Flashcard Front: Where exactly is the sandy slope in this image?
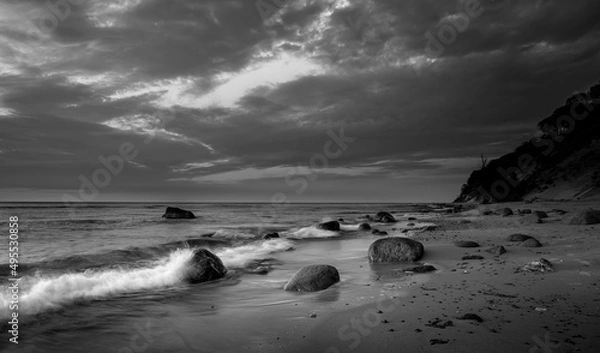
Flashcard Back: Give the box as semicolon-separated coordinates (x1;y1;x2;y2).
266;201;600;353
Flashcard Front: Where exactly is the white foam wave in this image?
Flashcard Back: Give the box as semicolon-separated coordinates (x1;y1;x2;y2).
211;229;257;240
0;249;195;317
215;239;294;268
281;226;338;239
339;223;360;231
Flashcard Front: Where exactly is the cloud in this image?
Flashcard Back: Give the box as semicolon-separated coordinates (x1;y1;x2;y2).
1;0;600;201
171;159;231;173
171;165;382;183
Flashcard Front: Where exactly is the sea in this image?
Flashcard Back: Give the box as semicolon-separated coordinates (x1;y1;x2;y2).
0;202;436;353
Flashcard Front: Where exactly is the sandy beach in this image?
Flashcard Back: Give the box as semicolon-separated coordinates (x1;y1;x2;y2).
255;201;600;353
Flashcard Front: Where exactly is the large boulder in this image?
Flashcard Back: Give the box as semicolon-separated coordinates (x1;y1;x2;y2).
183;249;227;283
162;206;196;219
567;210;600;225
368;237;424;263
283;264;340;292
318;221;340;231
374;211;397;223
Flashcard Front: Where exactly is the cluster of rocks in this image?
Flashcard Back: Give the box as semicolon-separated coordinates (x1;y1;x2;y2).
165;206;572;291
478;207;600;226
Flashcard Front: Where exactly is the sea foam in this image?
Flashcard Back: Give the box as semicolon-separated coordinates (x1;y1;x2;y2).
281;226;339;239
0;249;195;317
215;238;294;268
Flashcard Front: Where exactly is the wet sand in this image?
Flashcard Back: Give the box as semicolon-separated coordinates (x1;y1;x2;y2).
266;201;600;353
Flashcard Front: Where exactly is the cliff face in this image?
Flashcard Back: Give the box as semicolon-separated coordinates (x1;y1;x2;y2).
455;82;600;203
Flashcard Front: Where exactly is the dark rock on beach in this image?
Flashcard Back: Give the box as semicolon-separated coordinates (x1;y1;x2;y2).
520;258;553;273
456;313;483;323
430;339;449;345
462;255;484;260
425;318;453;329
263;232;280;240
358;223;372;231
371;229;388;236
162;206;196;219
368;237;424;263
517;209;532;215
485;245;507;256
183;249;227;283
567;210;600;225
403;264;437;273
533;211;549;219
507;234;532;242
454;240;480;248
521;214;543;224
520;238;542;247
375;211;397;223
497;208;514;217
283;264;340;292
318;221;340;231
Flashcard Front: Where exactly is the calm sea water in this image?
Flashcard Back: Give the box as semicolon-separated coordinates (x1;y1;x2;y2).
0;202;429;353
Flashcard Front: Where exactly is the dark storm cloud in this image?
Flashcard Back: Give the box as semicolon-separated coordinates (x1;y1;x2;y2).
1;0;600;201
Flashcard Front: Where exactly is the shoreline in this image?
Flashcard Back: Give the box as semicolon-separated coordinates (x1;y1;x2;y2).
270;200;600;352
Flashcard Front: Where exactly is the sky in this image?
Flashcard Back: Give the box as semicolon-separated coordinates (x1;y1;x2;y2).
0;0;599;203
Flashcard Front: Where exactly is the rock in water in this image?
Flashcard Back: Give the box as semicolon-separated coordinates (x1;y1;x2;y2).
162;206;196;219
283;264;340;292
318;221;340;231
567;210;600;225
375;211;397;223
358;223;372;231
506;234;532;242
183;249;227;283
368;237;424;263
263;232;279;240
520;238;542;247
485;245;507;256
371;229;388;236
454;240;480;248
520;258;553;273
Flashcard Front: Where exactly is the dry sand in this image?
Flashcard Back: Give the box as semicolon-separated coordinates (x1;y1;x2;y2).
263;201;600;353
